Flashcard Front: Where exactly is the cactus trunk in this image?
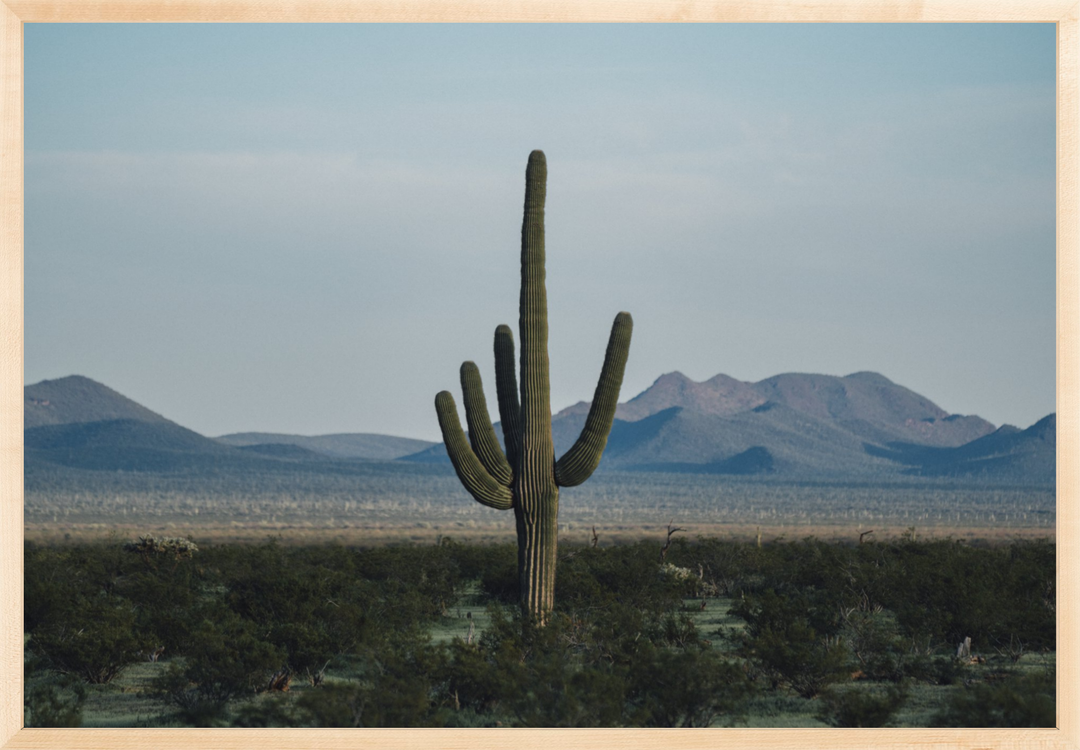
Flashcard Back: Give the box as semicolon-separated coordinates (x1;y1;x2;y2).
515;484;558;619
435;150;632;623
514;151;559;623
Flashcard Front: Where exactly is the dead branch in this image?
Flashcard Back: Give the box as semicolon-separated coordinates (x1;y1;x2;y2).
268;668;291;692
659;520;683;562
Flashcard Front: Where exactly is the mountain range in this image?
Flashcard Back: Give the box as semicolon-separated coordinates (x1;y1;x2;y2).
399;370;1052;483
23;373;1055;484
25;376;434;474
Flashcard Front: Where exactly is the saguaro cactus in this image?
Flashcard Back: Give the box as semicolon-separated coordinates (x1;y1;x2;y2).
435;150;632;623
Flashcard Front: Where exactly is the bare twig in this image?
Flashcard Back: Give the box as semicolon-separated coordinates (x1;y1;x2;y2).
659;520;683;562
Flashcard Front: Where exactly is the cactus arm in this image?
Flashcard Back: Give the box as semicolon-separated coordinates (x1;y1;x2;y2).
554;311;633;487
435;391;513;510
519;150;555;470
460;361;513;486
494;324;522;470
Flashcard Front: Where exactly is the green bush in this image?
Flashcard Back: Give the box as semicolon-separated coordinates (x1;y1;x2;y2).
557;543;687;616
230;694;297;727
31;596;148;684
23;673;86;727
479;556;519;604
626;645;752;727
731;589;849;698
152;611;283;725
838;606;908;681
930;669;1056;728
816;683;908;727
901;653;967;686
296;642;447;727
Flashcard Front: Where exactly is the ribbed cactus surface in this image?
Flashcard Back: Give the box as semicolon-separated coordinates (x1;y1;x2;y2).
435;151;632;622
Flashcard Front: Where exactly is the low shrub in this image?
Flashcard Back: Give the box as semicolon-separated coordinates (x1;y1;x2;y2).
23;673;86;727
152;612;283;726
816;683;908;727
31;596;148;684
731;589;849;698
931;669;1056;728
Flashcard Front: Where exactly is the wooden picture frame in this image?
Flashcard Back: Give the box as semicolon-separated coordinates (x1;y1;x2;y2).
1;2;1075;748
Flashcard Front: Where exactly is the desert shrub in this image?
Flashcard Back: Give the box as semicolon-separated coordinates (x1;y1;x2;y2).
24;545;80;634
556;543;687;616
513;658;627;728
731;589;849;698
670;538;759;595
658;562;707;598
585;602;654;667
153;665;229;727
438;606;532;717
440;640;513;715
295;683;372;727
838;606;910;681
23;673;86;727
230;694;296;727
443;539;516;584
119;565;200;655
868;538;1054;652
123;535;198;568
468;607;628;727
930;669;1056;728
220;543;384;679
436;606;627;727
997;540;1056;650
660;610;703;649
153;610;283;725
877;540;1004;646
353;544;462;619
439;599;747;728
816;683;908;727
297;642;447;727
900;652;968;686
726;537;1055;672
478;555;519;604
31;595;148;684
626;644;752;727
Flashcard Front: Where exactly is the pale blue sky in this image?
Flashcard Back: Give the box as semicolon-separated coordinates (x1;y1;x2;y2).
25;23;1056;441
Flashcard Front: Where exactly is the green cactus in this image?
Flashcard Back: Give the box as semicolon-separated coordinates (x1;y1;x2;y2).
435;150;632;623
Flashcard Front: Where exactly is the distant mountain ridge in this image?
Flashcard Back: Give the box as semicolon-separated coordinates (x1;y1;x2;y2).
409;370;1053;483
24;375;435;470
26;418;252;473
558;371;995;448
24;373;1054;484
865;413;1056;481
25;375;171;429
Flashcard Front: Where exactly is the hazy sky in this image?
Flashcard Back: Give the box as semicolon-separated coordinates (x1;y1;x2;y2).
25;23;1055;441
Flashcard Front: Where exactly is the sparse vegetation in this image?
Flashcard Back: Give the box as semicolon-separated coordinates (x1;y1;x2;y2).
25;456;1056;548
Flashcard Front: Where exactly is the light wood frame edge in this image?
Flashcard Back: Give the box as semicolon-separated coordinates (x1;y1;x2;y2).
0;2;1075;748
